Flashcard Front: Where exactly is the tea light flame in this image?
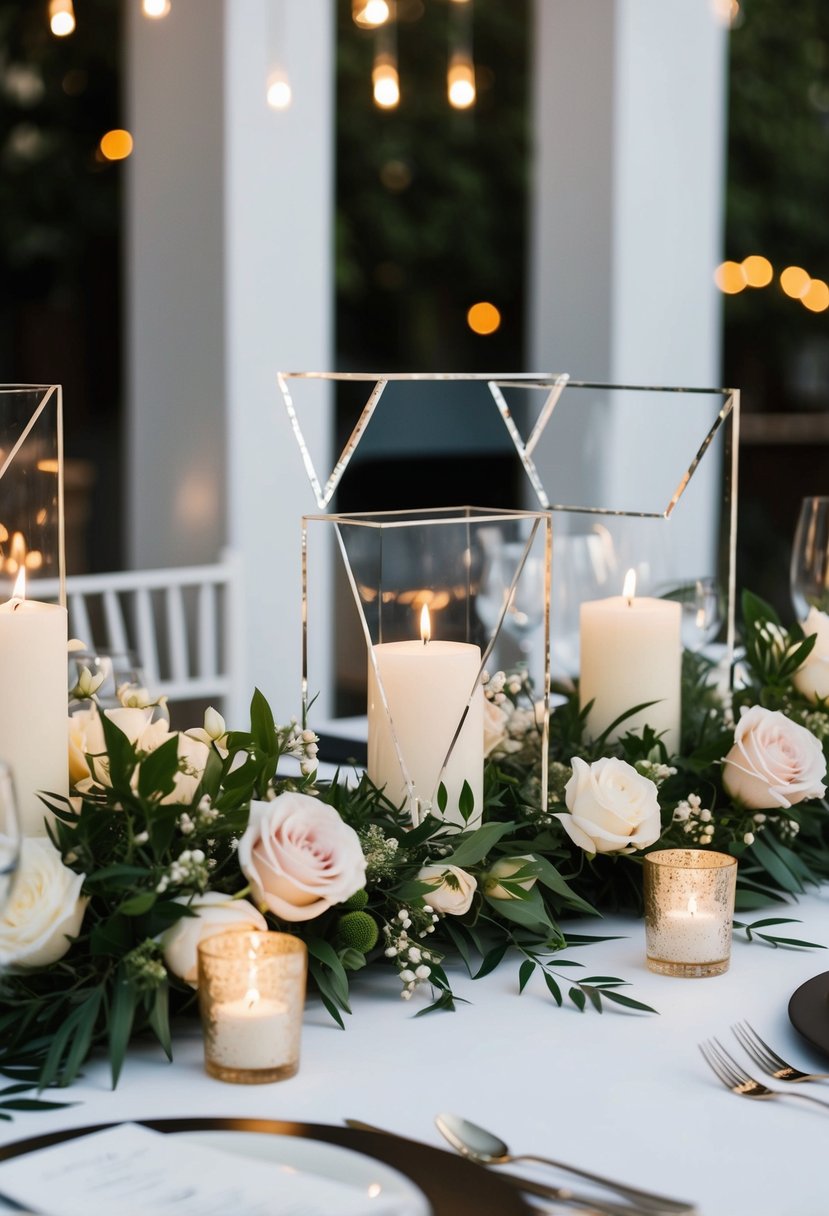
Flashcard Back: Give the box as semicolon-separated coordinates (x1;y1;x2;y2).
687;895;698;916
245;987;260;1009
623;568;637;605
11;568;25;602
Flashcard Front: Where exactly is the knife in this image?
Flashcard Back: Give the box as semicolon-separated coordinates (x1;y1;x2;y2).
343;1120;653;1216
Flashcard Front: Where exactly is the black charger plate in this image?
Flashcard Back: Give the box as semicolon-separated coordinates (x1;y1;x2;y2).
788;970;829;1059
0;1116;532;1215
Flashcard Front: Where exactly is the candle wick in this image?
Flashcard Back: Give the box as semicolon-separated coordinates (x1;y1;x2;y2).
11;600;20;613
626;595;633;608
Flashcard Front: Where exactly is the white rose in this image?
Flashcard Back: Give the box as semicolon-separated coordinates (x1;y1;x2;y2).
238;793;366;922
68;706;106;785
159;891;267;987
154;731;211;805
722;704;827;810
0;837;87;968
416;863;477;915
483;699;511;758
556;756;662;855
483;854;538;900
793;607;829;704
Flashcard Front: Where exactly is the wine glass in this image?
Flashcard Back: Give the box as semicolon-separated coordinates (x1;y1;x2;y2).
0;760;20;919
68;648;150;711
476;539;546;680
791;496;829;621
656;577;724;652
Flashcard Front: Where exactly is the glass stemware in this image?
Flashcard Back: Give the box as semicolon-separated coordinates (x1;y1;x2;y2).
68;648;150;711
656;576;724;653
791;496;829;621
476;539;546;679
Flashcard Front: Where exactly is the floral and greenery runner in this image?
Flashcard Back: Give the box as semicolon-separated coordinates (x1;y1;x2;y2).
0;591;827;1111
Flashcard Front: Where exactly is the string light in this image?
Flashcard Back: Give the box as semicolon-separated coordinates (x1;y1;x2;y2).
801;279;829;313
373;54;400;108
142;0;171;17
99;129;134;161
353;0;390;28
741;254;773;288
266;72;292;109
780;266;811;299
467;302;501;335
49;0;76;37
714;261;747;294
448;54;476;109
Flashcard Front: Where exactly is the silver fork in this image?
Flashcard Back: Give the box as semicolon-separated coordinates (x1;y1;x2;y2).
699;1038;829;1111
732;1020;829;1083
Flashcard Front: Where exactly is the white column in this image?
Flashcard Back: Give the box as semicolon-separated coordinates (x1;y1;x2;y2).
126;0;334;727
528;0;728;577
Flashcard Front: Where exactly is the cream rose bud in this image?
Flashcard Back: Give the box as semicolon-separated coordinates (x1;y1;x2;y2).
483;855;538;900
160;891;267;987
722;704;827;810
793;607;829;704
416;864;477;915
238;793;366;922
68;706;106;786
0;837;87;968
556;756;662;855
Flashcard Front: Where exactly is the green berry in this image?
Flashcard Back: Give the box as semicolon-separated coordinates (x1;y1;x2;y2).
334;910;379;954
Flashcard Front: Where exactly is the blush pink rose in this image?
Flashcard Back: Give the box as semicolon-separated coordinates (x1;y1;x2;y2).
722;705;827;810
238;793;366;922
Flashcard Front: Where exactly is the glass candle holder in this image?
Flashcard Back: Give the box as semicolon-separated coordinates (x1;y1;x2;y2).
197;930;307;1084
643;849;737;978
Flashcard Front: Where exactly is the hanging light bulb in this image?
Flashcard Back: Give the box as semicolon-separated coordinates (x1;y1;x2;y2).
448;53;476;109
373;53;400;108
49;0;76;37
266;70;292;110
353;0;390;28
142;0;172;17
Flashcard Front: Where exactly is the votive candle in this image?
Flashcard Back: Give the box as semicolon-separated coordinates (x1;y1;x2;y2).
643;849;737;978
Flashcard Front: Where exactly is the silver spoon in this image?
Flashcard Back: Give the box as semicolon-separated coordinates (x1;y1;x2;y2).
435;1113;697;1215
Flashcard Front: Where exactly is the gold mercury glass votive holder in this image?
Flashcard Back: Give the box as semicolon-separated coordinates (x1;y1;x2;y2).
643;849;738;978
197;930;307;1084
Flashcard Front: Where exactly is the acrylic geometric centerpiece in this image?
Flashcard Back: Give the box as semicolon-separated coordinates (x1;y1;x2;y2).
281;373;738;690
302;506;552;826
0;385;65;603
0;385;67;835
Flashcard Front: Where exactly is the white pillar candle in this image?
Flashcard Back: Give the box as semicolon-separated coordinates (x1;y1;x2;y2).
579;570;682;754
367;607;484;827
0;572;68;834
208;991;296;1071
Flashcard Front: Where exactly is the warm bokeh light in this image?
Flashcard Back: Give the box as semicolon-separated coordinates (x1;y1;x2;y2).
801;278;829;313
741;254;773;288
49;0;75;37
780;265;811;299
448;57;476;109
266;73;292;110
467;301;501;335
372;59;400;109
353;0;390;27
99;129;134;161
142;0;171;16
713;261;747;294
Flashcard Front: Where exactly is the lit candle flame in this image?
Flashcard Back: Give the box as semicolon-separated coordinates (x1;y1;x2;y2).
11;568;25;601
623;568;637;605
420;603;431;645
687;895;698;916
244;987;260;1010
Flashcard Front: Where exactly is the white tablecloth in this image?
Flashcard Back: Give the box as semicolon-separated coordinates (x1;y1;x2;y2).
2;893;829;1216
